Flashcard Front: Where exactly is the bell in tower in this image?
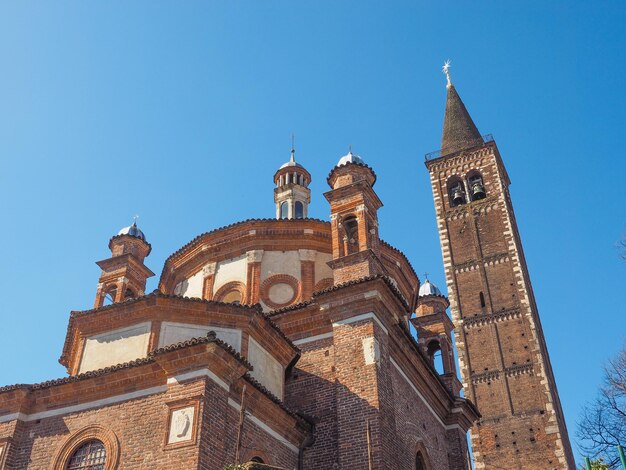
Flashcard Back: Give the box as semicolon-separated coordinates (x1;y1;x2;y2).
468;173;486;200
451;183;466;206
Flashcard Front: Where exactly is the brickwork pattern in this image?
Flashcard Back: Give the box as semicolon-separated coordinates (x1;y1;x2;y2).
426;142;575;469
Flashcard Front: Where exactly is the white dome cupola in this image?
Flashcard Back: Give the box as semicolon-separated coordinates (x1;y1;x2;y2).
418;278;443;297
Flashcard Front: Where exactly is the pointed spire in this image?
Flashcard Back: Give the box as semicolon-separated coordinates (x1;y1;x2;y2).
290;133;296;163
440;63;483;156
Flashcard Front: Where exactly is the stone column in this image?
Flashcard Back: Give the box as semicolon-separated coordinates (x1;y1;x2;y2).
298;249;316;301
246;250;264;304
202;262;217;300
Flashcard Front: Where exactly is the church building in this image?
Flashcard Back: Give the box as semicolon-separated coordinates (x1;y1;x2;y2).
0;71;573;469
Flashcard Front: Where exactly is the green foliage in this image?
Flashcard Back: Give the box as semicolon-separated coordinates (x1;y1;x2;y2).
223;465;246;470
581;457;610;469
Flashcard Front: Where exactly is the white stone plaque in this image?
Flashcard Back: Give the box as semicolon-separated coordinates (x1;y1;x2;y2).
168;406;195;444
362;337;380;366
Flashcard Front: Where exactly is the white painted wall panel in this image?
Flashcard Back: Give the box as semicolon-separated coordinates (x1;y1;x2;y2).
158;322;242;352
248;337;284;399
177;269;204;298
79;322;151;373
214;255;248;291
261;251;300;281
314;252;333;283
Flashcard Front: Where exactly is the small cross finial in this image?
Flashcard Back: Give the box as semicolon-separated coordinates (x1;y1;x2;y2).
424;272;429;280
133;214;139;226
290;133;295;162
442;59;452;88
348;144;352;154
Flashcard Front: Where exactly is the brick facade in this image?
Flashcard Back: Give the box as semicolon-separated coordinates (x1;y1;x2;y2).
0;95;571;469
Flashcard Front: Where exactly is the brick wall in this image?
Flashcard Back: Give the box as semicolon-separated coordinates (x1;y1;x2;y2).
426;142;575;469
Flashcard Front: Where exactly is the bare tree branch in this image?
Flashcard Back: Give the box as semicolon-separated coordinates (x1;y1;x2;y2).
577;343;626;469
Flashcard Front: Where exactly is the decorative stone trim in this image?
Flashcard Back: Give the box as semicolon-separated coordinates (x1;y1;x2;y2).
213;281;248;304
51;425;120;470
313;278;333;293
414;441;434;470
426;146;494;172
164;397;200;450
297;249;316;262
462;308;522;329
470;363;534;385
453;252;509;273
471;370;501;385
260;274;301;310
202;262;217;276
247;250;264;263
505;363;534;378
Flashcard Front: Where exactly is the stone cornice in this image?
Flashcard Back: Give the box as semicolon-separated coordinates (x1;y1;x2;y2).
444;196;499;221
461;307;522;329
453;252;510;274
470;363;534;384
425;142;495;172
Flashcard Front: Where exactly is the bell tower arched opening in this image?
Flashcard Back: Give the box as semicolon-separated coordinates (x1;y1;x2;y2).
467;170;486;201
446;176;467;207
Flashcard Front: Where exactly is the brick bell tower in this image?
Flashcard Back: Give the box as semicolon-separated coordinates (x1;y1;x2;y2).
424;66;575;469
94;221;154;308
325;149;385;285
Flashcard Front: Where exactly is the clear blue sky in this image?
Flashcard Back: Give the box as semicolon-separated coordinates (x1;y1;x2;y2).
0;1;624;462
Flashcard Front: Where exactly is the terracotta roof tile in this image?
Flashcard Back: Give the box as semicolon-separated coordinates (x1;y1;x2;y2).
149;331;253;370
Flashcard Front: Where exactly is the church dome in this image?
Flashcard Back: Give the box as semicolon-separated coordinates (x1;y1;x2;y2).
336;150;364;167
418;279;442;297
279;160;304;169
118;222;147;242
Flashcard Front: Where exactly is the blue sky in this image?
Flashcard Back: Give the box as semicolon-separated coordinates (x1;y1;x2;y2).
0;1;624;461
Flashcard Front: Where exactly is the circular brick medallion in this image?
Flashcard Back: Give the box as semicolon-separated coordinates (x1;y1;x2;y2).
260;274;300;309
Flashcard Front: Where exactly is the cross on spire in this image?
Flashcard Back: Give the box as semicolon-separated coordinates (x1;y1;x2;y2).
133;214;140;226
442;59;452;88
290;133;295;162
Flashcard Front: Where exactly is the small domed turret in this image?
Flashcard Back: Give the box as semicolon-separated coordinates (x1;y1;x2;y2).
94;219;154;308
336;149;364;167
418;279;442;297
118;222;147;242
273;144;311;219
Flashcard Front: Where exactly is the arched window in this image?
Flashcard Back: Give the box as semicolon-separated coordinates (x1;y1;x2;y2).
415;451;426;470
66;440;106;470
250;456;265;463
124;288;135;300
426;340;444;375
447;176;466;207
467;170;486;201
343;215;359;253
213;281;246;305
102;286;117;306
295;201;304;219
221;290;242;304
280;201;289;219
